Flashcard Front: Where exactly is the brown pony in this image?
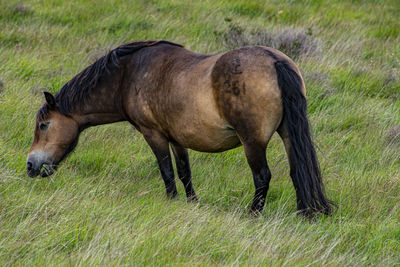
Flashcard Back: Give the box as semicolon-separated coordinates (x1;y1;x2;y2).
27;40;333;216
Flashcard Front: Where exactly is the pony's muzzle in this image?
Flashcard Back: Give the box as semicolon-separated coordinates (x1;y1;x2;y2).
27;150;53;177
27;161;37;177
26;159;41;177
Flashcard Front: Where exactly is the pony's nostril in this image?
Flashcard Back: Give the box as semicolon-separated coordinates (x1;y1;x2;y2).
27;161;33;171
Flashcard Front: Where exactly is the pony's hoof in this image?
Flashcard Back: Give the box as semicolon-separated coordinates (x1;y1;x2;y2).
187;195;199;203
249;209;262;217
166;190;178;199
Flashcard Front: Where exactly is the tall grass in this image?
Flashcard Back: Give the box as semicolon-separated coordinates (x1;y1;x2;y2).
0;0;399;265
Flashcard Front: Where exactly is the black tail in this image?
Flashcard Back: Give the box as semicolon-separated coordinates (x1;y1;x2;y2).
274;60;333;216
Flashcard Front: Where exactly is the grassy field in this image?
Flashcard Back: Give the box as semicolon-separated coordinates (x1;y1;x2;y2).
1;0;399;265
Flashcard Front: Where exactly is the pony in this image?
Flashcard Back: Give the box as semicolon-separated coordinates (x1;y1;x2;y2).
27;40;333;216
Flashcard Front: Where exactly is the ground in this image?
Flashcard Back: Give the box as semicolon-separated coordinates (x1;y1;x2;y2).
0;0;399;265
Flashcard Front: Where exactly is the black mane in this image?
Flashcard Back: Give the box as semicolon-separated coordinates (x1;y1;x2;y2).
54;40;183;115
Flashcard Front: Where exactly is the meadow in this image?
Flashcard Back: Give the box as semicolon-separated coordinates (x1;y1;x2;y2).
0;0;399;265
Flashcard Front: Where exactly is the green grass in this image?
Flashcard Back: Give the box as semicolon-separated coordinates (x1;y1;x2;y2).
1;0;399;265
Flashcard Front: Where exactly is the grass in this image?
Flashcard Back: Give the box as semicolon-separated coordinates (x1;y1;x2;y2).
0;0;399;265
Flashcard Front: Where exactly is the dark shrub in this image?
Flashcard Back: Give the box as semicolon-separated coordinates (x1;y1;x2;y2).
223;24;320;59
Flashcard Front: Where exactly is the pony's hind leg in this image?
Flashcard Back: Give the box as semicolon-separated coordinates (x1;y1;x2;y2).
141;128;177;198
171;143;198;202
242;142;272;214
234;118;276;215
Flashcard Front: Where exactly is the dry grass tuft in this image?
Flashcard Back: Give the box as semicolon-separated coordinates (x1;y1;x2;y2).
303;71;335;98
386;124;400;145
0;79;3;96
30;84;48;96
382;68;400;100
223;24;320;59
8;2;31;16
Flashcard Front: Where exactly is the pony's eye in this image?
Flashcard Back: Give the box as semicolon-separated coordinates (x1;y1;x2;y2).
39;123;49;131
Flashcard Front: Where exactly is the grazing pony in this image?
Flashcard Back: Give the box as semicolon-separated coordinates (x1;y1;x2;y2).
27;40;333;216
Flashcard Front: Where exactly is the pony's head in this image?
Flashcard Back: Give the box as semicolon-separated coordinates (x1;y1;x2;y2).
27;92;79;177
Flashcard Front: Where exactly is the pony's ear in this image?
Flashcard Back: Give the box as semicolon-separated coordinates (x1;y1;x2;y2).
43;91;56;109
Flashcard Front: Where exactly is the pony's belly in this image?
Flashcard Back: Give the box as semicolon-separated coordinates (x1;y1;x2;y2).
171;126;241;153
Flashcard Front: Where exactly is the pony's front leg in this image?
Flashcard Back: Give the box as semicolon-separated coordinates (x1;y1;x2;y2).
171;143;198;202
142;128;177;198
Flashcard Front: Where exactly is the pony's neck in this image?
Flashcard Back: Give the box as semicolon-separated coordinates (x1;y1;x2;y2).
73;112;125;130
68;79;126;130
